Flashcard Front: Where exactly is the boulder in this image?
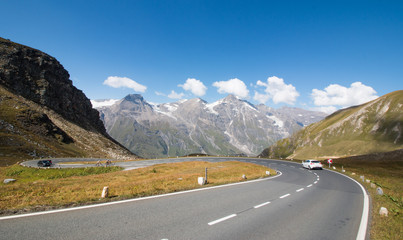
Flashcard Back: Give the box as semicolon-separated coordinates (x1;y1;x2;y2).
3;179;16;184
379;207;388;217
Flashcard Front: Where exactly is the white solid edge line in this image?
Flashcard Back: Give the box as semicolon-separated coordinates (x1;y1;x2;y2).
0;171;283;221
279;193;290;199
254;201;271;209
327;170;369;240
208;214;237;225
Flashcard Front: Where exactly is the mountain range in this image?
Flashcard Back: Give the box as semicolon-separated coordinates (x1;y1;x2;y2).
259;90;403;159
94;94;327;158
3;37;400;165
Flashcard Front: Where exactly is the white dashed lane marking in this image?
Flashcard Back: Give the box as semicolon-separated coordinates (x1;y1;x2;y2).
279;193;291;199
208;214;237;226
208;168;321;226
254;201;271;209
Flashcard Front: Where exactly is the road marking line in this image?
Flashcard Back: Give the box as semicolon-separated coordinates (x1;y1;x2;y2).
254;201;271;209
314;181;318;184
296;188;304;192
307;184;313;187
279;193;291;199
208;214;237;225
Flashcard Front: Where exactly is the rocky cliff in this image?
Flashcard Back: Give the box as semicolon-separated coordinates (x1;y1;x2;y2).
0;37;104;133
0;38;136;165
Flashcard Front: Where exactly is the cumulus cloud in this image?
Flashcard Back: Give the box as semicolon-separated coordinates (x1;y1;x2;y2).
253;91;270;104
213;78;249;99
90;99;119;108
168;90;185;99
311;82;378;111
311;106;339;114
178;78;207;96
254;76;299;105
103;76;147;92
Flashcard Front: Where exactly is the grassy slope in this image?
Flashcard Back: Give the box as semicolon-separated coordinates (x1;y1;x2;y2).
260;91;403;159
0;86;86;166
0;86;137;166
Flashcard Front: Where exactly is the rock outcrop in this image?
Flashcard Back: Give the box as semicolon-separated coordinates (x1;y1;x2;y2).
0;37;104;134
0;38;137;165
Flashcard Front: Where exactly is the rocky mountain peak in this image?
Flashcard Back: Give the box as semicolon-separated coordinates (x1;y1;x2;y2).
222;94;239;103
0;38;137;164
0;37;105;134
123;94;145;103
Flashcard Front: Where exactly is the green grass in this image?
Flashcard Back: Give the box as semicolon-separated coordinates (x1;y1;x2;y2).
3;165;122;182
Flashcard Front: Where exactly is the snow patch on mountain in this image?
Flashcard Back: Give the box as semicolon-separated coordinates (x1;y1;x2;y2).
267;115;284;128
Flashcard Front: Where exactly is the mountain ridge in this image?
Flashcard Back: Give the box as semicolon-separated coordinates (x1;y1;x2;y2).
259;90;403;159
96;94;327;158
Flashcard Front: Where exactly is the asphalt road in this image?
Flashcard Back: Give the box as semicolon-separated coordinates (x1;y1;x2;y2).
3;158;368;240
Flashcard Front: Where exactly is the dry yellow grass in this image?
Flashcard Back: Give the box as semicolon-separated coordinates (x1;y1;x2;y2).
0;161;274;213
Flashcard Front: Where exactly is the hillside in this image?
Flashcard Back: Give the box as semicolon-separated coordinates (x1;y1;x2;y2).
259;90;403;159
0;38;137;166
95;94;327;158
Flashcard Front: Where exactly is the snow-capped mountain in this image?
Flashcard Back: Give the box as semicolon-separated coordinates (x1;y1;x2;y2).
95;94;327;158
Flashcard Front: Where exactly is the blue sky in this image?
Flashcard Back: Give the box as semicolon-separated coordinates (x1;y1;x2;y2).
2;0;402;113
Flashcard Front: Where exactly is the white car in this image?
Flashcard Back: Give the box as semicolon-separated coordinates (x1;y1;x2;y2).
302;160;323;170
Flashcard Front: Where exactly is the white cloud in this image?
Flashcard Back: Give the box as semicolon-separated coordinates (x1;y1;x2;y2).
311;82;378;108
178;78;207;96
103;76;147;92
254;76;299;105
155;91;165;96
168;90;185;99
90;99;119;108
213;78;249;98
253;91;270;104
311;106;339;114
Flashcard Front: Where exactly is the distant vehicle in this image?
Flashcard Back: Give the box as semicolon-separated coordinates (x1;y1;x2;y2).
302;160;323;170
37;160;52;167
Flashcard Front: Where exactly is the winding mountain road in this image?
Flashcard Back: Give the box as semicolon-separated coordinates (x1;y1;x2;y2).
2;158;368;240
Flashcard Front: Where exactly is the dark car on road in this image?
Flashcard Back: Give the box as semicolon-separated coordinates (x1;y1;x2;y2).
37;160;52;167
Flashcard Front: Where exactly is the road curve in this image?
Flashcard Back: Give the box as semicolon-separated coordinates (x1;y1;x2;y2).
3;158;369;240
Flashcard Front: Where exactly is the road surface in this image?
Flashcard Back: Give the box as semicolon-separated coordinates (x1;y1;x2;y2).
2;158;368;240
